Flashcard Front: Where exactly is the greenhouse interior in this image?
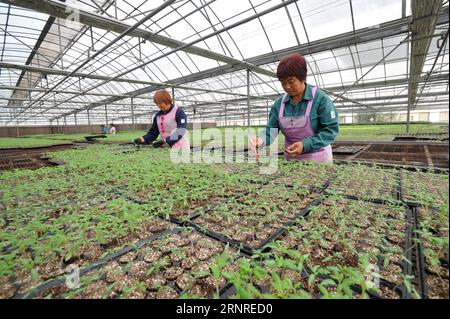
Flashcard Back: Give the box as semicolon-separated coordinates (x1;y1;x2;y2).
0;0;448;300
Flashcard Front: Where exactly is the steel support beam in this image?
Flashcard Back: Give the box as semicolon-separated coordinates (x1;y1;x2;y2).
1;0;287;77
247;69;250;127
409;0;444;105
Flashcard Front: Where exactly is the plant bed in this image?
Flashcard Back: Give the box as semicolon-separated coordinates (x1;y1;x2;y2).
326;164;400;202
0;197;173;299
400;170;449;208
412;206;449;299
27;228;242;299
189;182;325;255
116;167;273;223
220;250;406;299
224;196;415;299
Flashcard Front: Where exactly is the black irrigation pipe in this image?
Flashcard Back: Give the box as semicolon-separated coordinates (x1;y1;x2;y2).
15;228;175;299
411;206;428;299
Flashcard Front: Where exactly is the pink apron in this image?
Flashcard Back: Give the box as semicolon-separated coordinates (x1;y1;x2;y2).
279;86;333;162
156;105;190;149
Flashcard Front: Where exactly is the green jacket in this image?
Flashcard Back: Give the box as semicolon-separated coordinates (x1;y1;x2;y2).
259;83;339;153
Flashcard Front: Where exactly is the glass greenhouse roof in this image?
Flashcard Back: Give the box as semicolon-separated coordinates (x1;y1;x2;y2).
0;0;448;125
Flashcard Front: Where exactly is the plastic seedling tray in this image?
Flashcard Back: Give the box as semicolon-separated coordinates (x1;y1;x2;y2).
16;228;174;299
187;196;324;256
398;171;446;209
335;159;449;175
187;179;330;255
19;227;247;299
113;177;277;226
324;170;401;205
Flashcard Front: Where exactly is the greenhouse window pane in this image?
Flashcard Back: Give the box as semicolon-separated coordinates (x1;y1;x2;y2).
227;19;272;58
383;38;408;62
334;47;357;69
312;51;339;73
352;0;403;29
356;41;384;66
360;65;385;81
259;9;298;51
340;69;357;85
320;71;342;86
301;0;353;41
385;60;407;79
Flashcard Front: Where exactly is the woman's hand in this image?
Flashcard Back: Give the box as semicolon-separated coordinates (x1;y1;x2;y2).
132;137;145;144
285;141;304;157
249;137;263;153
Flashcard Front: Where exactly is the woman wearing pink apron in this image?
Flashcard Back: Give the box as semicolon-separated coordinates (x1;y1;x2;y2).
251;53;339;163
134;90;190;149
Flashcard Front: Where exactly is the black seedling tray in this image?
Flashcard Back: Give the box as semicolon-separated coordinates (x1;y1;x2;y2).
15;228;174;299
334;159;449;175
410;206;449;299
187;179;330;255
369;205;414;299
17;226;247;299
113;176;277;226
188;195;324;256
398;171;445;209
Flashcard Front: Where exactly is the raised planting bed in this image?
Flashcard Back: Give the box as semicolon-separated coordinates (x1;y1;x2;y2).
0;197;173;299
400;170;449;208
189;178;327;255
221;196;415;299
26;228;241;299
326;164;400;203
412;206;449;299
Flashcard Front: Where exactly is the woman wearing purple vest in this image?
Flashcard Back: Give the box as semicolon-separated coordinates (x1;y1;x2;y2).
250;54;339;162
134;90;189;149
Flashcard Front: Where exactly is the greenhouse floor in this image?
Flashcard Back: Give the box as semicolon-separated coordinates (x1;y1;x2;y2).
0;145;448;299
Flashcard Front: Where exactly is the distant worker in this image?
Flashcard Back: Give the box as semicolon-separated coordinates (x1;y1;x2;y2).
133;90;189;149
109;123;116;135
250;53;339;162
100;124;109;134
